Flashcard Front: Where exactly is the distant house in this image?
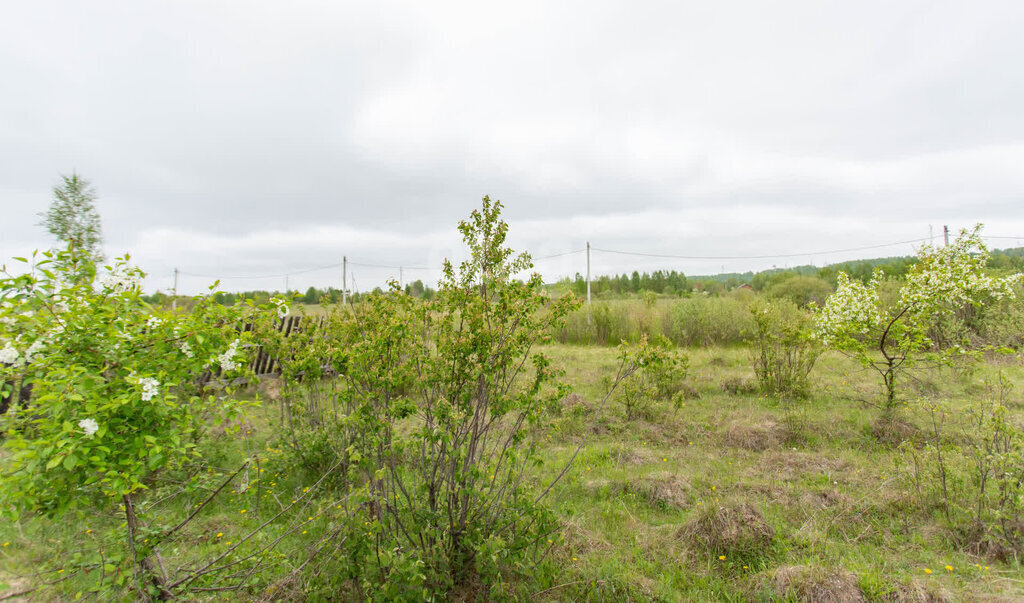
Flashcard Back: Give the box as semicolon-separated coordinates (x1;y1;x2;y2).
734;283;753;291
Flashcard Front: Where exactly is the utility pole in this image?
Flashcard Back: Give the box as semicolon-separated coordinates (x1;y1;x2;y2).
342;256;347;305
586;241;591;325
172;268;178;311
929;224;934;245
285;274;289;294
399;266;403;289
944;225;950;246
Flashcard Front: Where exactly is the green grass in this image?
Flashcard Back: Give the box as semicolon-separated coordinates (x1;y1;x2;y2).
3;344;1024;600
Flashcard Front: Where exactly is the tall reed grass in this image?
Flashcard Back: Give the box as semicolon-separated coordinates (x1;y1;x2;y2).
553;296;754;347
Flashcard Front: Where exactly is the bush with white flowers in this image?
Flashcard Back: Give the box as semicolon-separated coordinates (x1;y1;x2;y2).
814;225;1022;417
0;248;261;514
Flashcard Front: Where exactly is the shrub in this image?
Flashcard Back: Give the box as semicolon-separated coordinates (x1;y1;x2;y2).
749;299;820;398
815;225;1022;418
616;336;687;420
0;249;260;598
895;374;1024;558
765;275;833;308
326;197;641;597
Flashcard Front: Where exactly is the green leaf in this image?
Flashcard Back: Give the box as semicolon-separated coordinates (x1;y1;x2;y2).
63;454;79;470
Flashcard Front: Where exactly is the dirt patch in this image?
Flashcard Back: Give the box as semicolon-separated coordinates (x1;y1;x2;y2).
678;502;775;558
258;376;283;402
721;419;783;451
770;565;865;602
0;575;33;602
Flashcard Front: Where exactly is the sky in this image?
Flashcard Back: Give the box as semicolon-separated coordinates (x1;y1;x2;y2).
2;0;1024;294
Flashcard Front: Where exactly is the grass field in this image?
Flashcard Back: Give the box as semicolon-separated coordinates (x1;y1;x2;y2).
2;344;1023;600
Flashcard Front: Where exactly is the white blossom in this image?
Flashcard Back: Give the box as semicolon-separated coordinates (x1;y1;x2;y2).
270;296;289;319
78;418;99;437
146;316;163;328
178;341;194;358
100;265;144;293
23;339;45;364
218;339;241;372
139;377;160;401
0;341;18;365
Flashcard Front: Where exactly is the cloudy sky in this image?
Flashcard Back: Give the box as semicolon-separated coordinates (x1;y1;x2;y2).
2;0;1024;294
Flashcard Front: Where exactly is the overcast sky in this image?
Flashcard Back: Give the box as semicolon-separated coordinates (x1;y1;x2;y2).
2;0;1024;294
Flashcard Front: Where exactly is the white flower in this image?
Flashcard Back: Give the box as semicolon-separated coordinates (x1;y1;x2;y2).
139;377;160;401
78;418;99;437
0;342;18;365
23;339;45;364
178;341;194;358
270;297;289;319
218;339;241;372
100;265;144;293
146;316;163;328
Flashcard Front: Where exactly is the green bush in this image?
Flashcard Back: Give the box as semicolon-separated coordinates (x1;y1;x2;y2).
896;375;1024;557
749;299;820;398
765;275;833;307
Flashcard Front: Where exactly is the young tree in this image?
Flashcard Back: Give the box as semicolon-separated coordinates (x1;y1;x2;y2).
815;225;1021;418
39;172;105;263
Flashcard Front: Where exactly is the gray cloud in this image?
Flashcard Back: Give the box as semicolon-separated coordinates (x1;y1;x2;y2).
2;0;1024;293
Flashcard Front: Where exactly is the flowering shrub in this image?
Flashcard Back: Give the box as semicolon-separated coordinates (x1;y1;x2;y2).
0;248;259;596
814;225;1021;416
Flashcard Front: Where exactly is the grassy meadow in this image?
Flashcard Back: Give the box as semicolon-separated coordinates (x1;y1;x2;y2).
3;340;1023;601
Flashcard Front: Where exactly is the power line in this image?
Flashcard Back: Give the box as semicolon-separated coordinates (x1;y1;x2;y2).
592;237;934;261
346;260;437;271
178;260;345;280
171;234;1024;284
532;248;586;260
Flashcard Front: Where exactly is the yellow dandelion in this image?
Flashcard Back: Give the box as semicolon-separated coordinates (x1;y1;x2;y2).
225;541;232;545
2;542;8;547
945;565;953;572
216;532;223;538
240;509;247;514
718;555;726;560
302;530;307;534
924;568;932;574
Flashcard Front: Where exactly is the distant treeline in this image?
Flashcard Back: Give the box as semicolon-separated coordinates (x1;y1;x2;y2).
141;279;437;307
144;247;1024;307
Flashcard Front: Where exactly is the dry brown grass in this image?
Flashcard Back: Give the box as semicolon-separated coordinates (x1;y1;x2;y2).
769;565;865;602
721;418;784;451
678;502;775;559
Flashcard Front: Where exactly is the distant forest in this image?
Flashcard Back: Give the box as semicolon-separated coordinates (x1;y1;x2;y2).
142;247;1024;306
